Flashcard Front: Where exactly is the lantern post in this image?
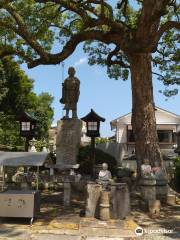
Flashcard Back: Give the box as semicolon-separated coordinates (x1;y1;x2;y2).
81;109;105;174
18;112;38;151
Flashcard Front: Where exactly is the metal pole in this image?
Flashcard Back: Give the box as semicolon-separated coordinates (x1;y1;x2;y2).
91;137;96;175
36;166;39;191
25;136;30;152
61;62;65;117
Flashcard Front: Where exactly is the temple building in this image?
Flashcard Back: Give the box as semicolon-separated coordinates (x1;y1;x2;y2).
97;107;180;168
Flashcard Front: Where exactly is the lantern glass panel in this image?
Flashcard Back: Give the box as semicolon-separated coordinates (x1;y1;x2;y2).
88;121;98;131
21;122;31;131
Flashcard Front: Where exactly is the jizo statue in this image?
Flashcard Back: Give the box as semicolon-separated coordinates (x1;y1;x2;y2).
60;67;80;119
98;163;112;190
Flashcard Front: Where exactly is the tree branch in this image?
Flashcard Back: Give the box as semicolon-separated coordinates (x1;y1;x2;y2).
107;46;130;68
157;21;180;40
136;0;169;45
34;0;125;32
34;0;88;19
4;4;49;60
151;20;180;51
0;1;127;68
152;71;166;81
28;30;116;68
0;46;34;64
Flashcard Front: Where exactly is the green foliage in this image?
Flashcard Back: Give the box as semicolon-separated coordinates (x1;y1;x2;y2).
0;61;8;101
153;30;180;98
78;145;117;175
0;112;24;148
95;137;110;144
0;57;35;115
30;92;54;139
0;1;179;97
83;42;130;81
0;58;54;148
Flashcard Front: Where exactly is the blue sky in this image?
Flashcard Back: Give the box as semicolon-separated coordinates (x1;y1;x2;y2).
21;43;180;137
20;1;180;137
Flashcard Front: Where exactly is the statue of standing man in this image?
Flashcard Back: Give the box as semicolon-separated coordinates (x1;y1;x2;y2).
60;67;80;119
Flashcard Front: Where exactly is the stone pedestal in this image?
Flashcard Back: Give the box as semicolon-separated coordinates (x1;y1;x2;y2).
167;194;176;205
156;179;168;203
63;180;71;207
110;183;130;219
86;182;102;218
140;178;156;202
56;119;82;166
99;191;110;221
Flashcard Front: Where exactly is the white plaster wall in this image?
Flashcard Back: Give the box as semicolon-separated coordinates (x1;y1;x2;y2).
156;124;177;131
177;125;180;132
96;142;127;166
155;110;180;124
112;108;180;164
116;124;127;143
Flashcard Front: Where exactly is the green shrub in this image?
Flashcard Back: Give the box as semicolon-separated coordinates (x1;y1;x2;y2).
78;145;117;175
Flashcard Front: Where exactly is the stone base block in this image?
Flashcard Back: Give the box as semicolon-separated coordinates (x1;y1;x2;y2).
148;200;161;218
63;181;71;207
99;191;110;221
167;194;176;205
56;119;82;166
86;183;102;218
110;183;130;219
140;178;156;201
156;184;168;203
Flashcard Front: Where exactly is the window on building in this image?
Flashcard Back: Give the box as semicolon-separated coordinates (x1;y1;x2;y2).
157;130;174;143
128;130;135;142
127;129;175;143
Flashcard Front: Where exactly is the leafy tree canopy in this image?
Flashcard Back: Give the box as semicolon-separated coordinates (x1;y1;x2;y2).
0;0;179;96
0;57;54;148
0;57;35;114
0;60;8;101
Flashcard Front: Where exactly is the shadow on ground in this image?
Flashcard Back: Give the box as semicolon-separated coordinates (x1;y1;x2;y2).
131;192;180;239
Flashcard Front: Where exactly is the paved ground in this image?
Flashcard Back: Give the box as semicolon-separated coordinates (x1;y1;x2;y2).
0;190;179;240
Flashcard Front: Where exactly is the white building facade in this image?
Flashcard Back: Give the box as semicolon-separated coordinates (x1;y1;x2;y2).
97;107;180;168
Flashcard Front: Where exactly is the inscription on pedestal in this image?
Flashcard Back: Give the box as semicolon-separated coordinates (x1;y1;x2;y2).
56;119;82;166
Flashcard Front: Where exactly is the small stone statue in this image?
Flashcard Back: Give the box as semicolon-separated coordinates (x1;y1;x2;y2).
98;163;112;190
140;159;156;201
152;161;166;180
60;67;80;119
141;158;154;178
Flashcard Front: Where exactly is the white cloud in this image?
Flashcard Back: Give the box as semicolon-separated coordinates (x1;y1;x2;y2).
74;57;87;67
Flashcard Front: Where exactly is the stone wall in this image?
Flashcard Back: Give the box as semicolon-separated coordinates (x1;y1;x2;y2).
97;142;176;170
96;142;127;165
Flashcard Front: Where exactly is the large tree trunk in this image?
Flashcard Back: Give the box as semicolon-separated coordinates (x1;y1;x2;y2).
129;53;164;176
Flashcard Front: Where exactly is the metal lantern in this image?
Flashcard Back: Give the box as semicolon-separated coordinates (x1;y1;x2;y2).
18;112;38;151
81;109;105;137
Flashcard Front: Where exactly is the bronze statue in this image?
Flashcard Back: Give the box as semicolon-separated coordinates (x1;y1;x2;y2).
60;67;80;118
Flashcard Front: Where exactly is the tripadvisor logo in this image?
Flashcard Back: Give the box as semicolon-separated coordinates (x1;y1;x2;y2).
135;226;144;236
